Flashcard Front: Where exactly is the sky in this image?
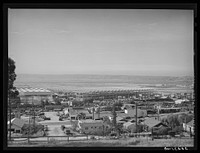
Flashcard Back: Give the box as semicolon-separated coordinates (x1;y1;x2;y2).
8;9;194;76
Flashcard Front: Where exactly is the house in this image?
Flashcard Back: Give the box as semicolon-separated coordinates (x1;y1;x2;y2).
123;122;144;133
7;118;25;133
183;119;194;134
68;108;93;120
123;122;136;132
124;108;147;118
77;119;110;135
143;117;169;132
121;104;135;110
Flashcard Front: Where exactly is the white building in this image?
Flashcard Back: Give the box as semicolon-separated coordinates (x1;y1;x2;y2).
7;118;25;133
183;119;194;135
77;120;110;135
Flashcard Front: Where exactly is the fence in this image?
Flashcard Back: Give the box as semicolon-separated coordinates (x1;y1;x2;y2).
8;134;89;144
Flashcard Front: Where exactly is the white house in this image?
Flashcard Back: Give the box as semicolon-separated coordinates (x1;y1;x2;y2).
175;99;189;104
77;119;110;135
7;118;25;133
183;119;194;135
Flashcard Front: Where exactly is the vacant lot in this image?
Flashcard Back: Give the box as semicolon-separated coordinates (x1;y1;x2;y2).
8;137;194;147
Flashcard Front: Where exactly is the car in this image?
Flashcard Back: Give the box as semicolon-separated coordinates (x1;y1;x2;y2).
64;129;74;136
44;117;51;120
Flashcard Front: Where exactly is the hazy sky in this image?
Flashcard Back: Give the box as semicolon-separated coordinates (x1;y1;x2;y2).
8;9;194;76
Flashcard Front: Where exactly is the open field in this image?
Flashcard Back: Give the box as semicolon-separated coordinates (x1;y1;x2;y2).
8;137;194;147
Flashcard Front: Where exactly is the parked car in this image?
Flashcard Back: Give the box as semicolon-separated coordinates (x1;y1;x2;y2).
44;117;51;120
64;129;74;136
61;125;65;131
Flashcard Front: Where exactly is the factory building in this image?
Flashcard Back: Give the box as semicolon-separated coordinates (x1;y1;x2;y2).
74;88;155;101
17;87;53;105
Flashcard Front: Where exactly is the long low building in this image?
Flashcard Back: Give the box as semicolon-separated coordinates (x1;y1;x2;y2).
73;88;155;101
17;87;53;105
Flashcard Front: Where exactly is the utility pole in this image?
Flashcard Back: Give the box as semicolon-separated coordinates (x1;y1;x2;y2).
32;97;35;133
135;101;138;136
28;113;30;144
92;100;94;120
98;105;100;119
157;103;160;121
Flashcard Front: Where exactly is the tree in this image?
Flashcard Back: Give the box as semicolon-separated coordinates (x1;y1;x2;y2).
167;114;180;128
8;57;19;140
8;57;19;98
102;116;112;126
111;103;117;135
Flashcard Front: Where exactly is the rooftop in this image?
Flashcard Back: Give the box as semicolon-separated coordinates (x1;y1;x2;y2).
187;119;194;126
73;87;154;93
79;119;103;124
143;117;162;128
17;87;52;96
7;118;25;128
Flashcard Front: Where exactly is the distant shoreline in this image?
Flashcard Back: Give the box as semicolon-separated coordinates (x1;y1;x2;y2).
16;73;194;78
14;74;193;93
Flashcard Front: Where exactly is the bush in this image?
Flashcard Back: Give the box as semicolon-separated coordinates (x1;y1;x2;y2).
48;138;57;144
155;127;171;135
171;126;183;134
110;132;117;137
90;136;96;140
128;140;140;145
168;131;176;137
21;124;44;136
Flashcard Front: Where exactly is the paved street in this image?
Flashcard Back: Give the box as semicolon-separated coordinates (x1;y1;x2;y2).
38;111;72;136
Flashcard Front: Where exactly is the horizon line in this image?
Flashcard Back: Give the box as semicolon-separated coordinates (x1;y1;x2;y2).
16;73;194;78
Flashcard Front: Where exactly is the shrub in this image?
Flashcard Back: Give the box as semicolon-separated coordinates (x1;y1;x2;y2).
90;136;96;140
168;131;176;137
128;140;140;145
171;126;183;134
48;138;57;144
155;127;171;135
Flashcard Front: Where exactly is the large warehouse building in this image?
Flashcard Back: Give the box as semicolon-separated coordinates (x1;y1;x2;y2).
17;87;53;105
74;87;155;101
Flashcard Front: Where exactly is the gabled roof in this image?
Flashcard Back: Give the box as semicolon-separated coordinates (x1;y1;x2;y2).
187;119;194;126
144;118;162;128
17;88;52;96
69;109;91;116
7;118;25;128
123;122;135;128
